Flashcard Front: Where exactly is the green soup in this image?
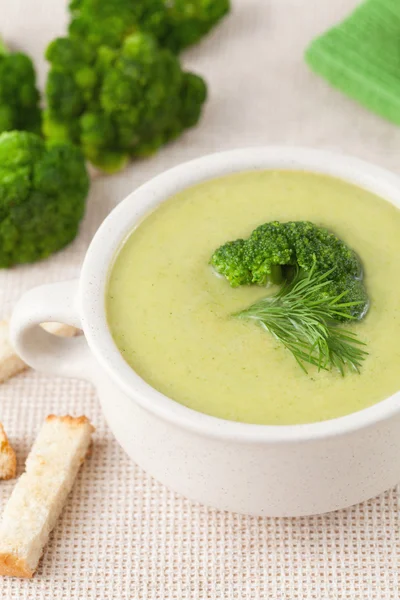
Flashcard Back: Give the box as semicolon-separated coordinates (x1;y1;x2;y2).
106;171;400;425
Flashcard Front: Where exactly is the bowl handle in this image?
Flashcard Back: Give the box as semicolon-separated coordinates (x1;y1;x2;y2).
10;279;97;383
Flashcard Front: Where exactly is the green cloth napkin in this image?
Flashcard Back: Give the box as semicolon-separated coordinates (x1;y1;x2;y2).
305;0;400;125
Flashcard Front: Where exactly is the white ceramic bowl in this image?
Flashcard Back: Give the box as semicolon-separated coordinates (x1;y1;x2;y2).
10;147;400;517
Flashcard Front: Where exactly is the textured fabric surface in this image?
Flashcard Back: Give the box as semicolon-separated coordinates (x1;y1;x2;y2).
1;0;400;598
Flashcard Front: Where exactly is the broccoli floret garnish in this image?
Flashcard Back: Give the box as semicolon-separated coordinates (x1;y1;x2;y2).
0;131;89;267
211;221;369;321
68;0;230;54
214;221;370;374
214;221;369;375
0;41;41;135
44;32;207;173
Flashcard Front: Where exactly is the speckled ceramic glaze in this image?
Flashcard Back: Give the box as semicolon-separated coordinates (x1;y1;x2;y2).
10;148;400;517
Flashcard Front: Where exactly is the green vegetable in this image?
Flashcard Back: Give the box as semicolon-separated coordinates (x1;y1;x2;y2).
0;131;89;267
235;266;368;375
68;0;230;54
44;32;207;172
211;221;370;374
211;220;368;320
0;40;41;135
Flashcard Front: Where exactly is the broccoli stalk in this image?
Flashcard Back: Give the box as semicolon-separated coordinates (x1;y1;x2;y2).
268;265;284;285
0;131;89;267
44;32;207;173
0;38;41;135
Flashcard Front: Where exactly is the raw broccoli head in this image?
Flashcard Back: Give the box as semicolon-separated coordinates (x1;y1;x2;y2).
0;131;89;267
0;42;41;135
210;220;369;320
68;0;230;54
68;0;166;53
44;32;207;173
157;0;231;53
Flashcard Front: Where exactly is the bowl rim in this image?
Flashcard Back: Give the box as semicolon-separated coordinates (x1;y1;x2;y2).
79;146;400;443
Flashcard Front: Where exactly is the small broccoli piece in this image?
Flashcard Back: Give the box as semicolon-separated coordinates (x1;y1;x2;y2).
67;0;230;54
44;32;207;173
283;221;361;279
243;222;294;285
0;131;89;267
211;220;369;321
0;41;41;135
211;239;252;287
176;72;208;129
328;276;369;321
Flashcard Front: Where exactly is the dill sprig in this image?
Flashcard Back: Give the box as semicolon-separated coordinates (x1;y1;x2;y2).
235;267;368;375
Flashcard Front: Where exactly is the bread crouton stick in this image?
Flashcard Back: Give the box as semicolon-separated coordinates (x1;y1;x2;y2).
0;415;94;577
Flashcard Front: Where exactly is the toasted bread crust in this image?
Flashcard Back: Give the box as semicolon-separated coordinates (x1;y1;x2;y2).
0;554;33;578
0;423;16;480
45;415;95;432
0;444;17;480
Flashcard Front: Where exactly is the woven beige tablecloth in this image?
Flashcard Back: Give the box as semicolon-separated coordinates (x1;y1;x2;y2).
2;1;400;598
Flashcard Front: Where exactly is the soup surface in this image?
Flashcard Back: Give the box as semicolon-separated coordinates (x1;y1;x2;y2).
106;171;400;425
